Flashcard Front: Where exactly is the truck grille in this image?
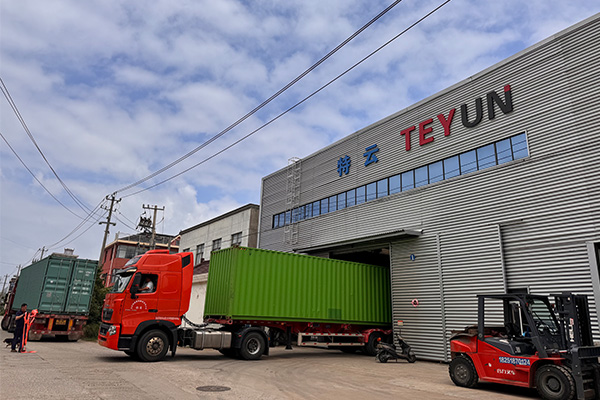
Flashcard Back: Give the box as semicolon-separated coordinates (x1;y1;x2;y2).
99;323;110;335
102;308;113;321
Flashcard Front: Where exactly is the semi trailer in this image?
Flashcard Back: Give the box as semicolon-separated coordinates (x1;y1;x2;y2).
98;246;393;361
1;254;97;341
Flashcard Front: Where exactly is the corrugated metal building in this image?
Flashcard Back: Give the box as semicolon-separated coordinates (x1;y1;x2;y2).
258;15;600;361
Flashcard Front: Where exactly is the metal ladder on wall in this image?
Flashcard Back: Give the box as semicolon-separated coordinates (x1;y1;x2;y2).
284;157;301;246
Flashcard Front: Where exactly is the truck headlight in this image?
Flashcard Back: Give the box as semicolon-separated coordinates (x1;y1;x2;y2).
107;325;117;336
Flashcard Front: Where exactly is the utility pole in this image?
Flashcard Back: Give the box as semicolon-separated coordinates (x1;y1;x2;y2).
142;204;164;249
99;193;121;268
1;274;8;296
40;246;46;259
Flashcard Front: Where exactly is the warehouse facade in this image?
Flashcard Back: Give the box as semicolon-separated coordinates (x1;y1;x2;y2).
258;15;600;361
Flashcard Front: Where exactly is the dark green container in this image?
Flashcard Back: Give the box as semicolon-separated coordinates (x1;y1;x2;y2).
12;255;97;314
204;247;391;326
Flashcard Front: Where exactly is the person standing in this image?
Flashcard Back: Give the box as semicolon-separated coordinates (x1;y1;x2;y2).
11;303;27;353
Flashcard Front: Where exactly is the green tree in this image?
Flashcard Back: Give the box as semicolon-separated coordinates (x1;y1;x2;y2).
84;264;109;339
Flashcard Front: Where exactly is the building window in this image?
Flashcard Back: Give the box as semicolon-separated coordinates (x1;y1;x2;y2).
401;170;414;191
377;178;388;198
356;186;366;204
443;155;460;179
182;248;190;253
477;143;497;169
460;150;477;174
195;244;204;265
346;189;356;207
212;238;221;252
271;133;529;229
337;192;346;210
389;175;401;194
429;161;444;184
415;166;428;188
329;195;337;212
511;133;528;159
366;182;377;201
231;232;242;247
320;198;329;214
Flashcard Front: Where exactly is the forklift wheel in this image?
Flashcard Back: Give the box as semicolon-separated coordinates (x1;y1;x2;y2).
449;355;478;388
535;364;575;400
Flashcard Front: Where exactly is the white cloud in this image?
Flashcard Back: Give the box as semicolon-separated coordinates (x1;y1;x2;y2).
1;0;599;276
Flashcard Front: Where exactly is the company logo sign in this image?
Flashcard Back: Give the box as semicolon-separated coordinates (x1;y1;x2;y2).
336;85;514;176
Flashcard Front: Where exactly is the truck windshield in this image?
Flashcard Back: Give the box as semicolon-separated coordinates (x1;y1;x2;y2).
124;255;142;267
111;272;134;293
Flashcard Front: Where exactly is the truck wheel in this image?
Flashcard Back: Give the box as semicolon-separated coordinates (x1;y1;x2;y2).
239;332;265;360
449;355;478;388
1;316;10;331
137;330;169;362
218;348;239;358
364;332;383;356
535;364;575;400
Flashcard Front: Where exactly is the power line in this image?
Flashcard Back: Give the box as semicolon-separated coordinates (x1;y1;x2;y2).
0;77;91;214
0;130;85;219
122;0;453;198
114;0;404;195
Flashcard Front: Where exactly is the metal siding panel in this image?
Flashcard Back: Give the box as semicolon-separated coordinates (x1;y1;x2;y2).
391;236;445;360
258;16;600;351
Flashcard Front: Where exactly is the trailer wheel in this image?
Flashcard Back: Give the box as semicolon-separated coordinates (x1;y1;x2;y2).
1;316;10;331
449;355;478;388
137;329;169;362
364;332;383;356
535;364;575;400
239;332;265;360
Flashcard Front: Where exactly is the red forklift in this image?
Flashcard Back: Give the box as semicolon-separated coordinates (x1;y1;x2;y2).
449;293;600;400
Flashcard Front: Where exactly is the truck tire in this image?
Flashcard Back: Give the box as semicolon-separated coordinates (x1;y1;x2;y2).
1;316;10;331
449;355;478;388
364;332;383;356
137;329;169;362
218;348;239;358
239;332;266;360
535;364;575;400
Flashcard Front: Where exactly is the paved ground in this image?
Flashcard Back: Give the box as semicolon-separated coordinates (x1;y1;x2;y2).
0;330;540;400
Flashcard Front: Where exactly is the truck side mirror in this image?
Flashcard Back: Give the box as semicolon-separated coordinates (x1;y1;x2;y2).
130;274;142;299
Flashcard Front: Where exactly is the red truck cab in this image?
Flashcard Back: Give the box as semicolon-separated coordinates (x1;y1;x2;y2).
98;250;193;360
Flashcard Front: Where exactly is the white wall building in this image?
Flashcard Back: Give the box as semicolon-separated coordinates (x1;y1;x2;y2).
180;204;260;324
258;15;600;361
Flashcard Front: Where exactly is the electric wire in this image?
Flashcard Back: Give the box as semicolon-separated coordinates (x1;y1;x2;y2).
122;0;453;198
114;0;404;194
0;78;92;214
0;130;85;219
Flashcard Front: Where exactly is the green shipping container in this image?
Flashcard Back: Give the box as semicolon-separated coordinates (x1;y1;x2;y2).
12;255;97;314
204;247;391;326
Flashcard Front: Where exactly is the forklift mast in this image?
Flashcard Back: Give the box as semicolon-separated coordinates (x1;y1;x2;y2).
552;293;595;349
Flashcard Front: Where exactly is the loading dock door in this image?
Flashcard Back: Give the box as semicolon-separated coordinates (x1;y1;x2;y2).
391;236;446;361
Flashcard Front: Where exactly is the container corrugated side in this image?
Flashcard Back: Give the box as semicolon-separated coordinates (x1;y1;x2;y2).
12;255;97;314
64;259;97;313
12;258;48;310
204;247;391;326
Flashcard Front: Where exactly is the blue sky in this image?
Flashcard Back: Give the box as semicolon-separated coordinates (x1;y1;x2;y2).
1;0;598;278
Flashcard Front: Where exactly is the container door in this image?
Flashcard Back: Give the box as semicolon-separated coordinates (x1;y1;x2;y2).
65;259;97;313
40;258;73;313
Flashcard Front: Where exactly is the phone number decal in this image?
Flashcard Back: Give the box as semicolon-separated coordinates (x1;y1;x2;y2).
499;357;530;366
